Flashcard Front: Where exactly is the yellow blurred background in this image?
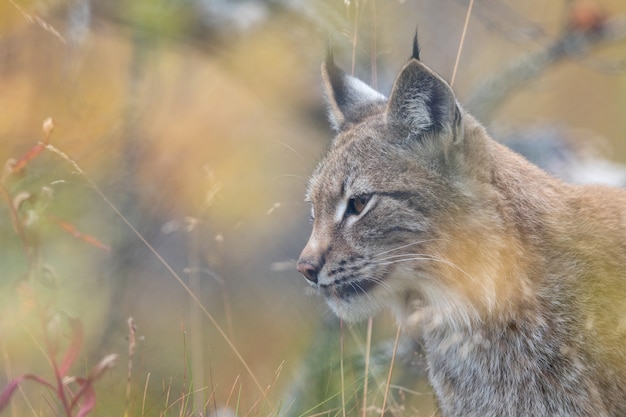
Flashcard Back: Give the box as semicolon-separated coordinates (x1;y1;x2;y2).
1;0;625;416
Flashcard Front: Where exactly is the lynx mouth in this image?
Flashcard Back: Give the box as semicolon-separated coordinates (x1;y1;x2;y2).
321;277;379;300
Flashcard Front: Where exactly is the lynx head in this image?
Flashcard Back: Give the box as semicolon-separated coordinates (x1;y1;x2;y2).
295;36;501;325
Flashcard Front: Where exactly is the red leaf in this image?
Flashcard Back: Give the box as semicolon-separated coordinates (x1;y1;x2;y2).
0;374;55;412
58;317;84;378
80;234;111;252
48;215;111;252
11;143;45;174
74;378;96;417
0;376;24;411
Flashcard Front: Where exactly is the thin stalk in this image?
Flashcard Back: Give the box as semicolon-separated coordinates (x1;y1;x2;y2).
350;0;361;76
451;0;475;87
188;224;205;414
44;144;274;412
361;317;373;417
369;0;378;89
340;318;346;417
380;324;401;417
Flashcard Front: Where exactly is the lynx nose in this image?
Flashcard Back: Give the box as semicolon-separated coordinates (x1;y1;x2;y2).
297;261;320;284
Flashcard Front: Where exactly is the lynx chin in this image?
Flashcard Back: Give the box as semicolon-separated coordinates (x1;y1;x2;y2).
296;34;626;417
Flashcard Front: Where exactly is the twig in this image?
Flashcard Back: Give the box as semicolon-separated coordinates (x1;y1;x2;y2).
453;0;548;45
465;12;626;122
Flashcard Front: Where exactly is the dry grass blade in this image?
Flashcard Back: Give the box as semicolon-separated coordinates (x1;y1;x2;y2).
380;324;401;417
451;0;475;87
8;0;66;44
43;143;274;412
361;317;373;417
340;318;346;417
142;372;151;416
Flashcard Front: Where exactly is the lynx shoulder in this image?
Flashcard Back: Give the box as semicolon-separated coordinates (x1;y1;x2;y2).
297;35;626;416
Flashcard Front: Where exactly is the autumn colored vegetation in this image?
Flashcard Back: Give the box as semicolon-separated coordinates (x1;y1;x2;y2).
1;1;625;416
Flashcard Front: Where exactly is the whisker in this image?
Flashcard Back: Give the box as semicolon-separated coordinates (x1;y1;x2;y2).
376;252;442;265
374;253;438;262
375;255;494;316
377;257;436;266
274;140;304;160
373;239;442;258
376;255;475;283
350;281;367;296
364;275;394;293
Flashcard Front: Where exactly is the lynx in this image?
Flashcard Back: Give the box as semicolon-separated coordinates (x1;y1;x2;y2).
296;35;626;416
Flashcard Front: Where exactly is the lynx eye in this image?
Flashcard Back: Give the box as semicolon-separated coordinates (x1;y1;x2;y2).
346;194;371;217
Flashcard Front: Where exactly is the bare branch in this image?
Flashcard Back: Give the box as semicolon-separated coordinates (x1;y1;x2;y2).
465;12;626;122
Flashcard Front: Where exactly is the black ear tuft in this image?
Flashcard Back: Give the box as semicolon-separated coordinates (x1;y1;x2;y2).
323;47;347;109
411;30;421;61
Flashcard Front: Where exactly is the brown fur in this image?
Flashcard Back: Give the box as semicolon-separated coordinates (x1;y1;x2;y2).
297;39;626;416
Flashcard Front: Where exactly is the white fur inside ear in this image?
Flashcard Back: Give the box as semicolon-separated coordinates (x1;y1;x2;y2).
403;90;433;133
326;76;386;131
322;61;386;131
346;75;386;104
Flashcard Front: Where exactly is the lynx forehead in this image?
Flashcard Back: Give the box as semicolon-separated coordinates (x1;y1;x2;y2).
296;33;626;416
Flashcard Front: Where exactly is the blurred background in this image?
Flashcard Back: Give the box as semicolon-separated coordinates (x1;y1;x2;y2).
1;0;625;416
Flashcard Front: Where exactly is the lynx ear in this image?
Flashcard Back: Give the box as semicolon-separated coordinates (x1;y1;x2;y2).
321;51;386;131
386;58;462;140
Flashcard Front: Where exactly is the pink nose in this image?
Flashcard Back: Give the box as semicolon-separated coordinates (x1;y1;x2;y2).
297;261;319;284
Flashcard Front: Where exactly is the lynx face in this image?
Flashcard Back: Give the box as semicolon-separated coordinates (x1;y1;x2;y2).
297;45;473;323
